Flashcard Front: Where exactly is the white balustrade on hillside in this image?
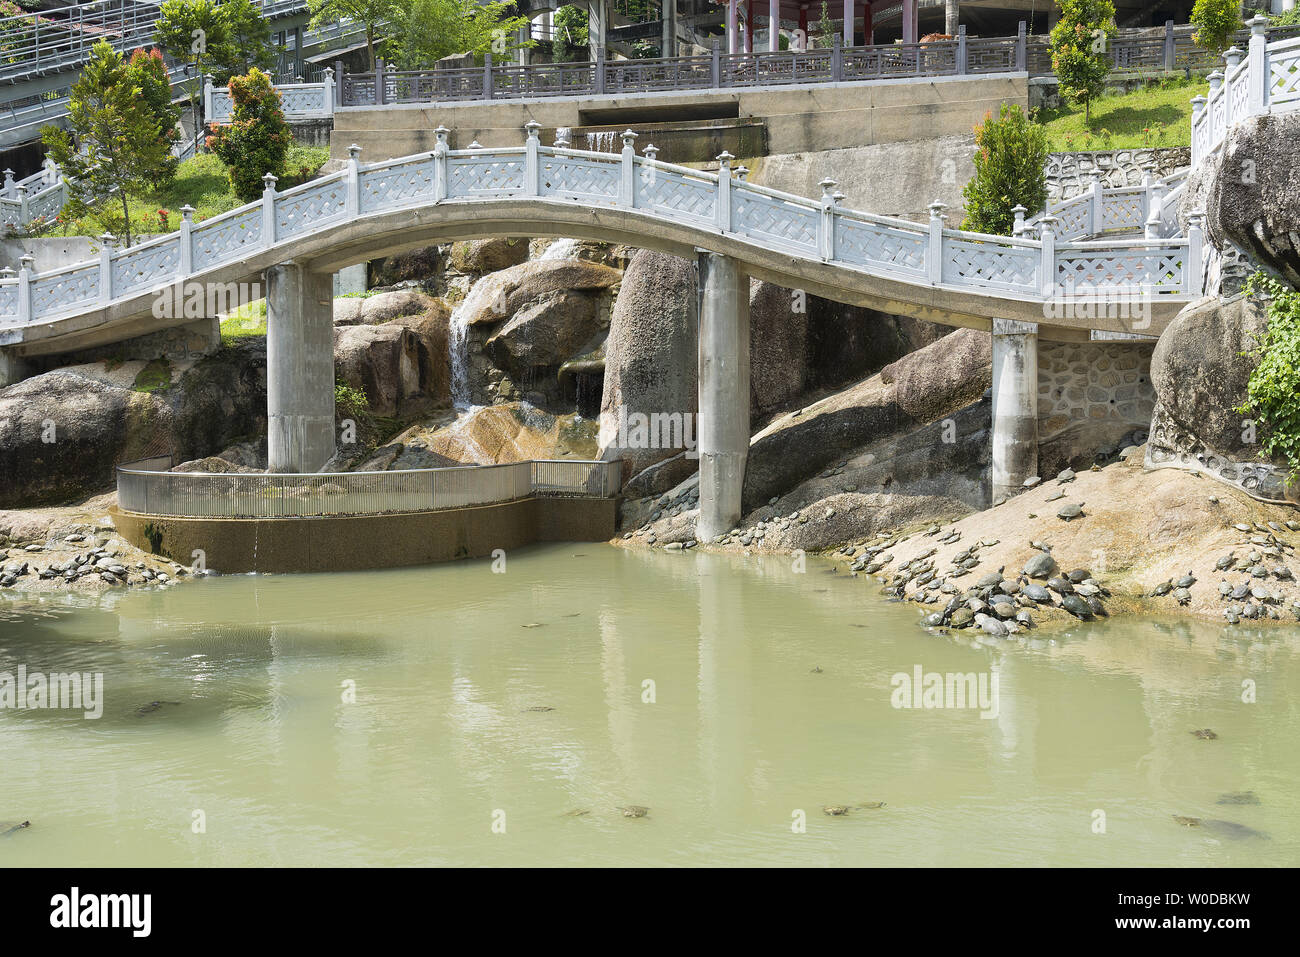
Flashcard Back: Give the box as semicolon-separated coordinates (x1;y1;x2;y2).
205;69;337;124
0;128;1210;333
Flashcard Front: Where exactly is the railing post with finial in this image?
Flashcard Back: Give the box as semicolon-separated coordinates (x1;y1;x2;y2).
594;44;605;95
335;60;345;106
1187;211;1205;296
619;130;637;206
1011;204;1027;237
179;205;195;275
97;233;114;305
1016;21;1027;71
203;74;213;121
16;183;27;223
17;255;33;325
323;67;336;117
1144;183;1164;239
375;59;386;105
1247;15;1269;116
345;144;362;216
1190;94;1206;165
433;128;449;201
1038;216;1058;298
2;169;13;198
927;202;947;283
525;122;541;197
957;25;967;75
261;173;278;247
714;152;733;231
484;51;494;99
712;38;722;87
1089;171;1104;236
1163;20;1175;72
832;33;842;82
641;144;658;205
817;178;837;260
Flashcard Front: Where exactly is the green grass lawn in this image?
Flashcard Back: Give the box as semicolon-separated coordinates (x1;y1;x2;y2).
51;144;329;240
219;299;267;344
1036;76;1210;151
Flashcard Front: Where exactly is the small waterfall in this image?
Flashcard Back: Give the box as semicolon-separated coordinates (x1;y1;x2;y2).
447;274;505;408
538;237;581;261
584;131;619;153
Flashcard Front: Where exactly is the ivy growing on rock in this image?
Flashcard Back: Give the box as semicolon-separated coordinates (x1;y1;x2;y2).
1239;273;1300;484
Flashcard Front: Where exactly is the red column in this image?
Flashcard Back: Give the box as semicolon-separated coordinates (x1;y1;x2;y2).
799;5;808;47
863;2;872;45
745;0;754;54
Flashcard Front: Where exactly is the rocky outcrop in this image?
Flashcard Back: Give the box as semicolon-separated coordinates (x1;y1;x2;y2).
749;279;809;415
168;339;267;463
334;323;422;417
370;244;442;287
881;326;990;421
449;237;530;274
334;289;439;325
598;249;699;479
1146;293;1294;502
486;289;608;379
1202;112;1300;288
0;370;173;508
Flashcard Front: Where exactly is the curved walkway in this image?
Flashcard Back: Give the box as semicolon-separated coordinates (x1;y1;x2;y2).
0;126;1199;357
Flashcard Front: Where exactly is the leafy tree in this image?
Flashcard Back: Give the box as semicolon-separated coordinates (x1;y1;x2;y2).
213;0;278;83
126;48;182;168
307;0;403;71
155;0;230;153
206;68;293;201
1239;273;1300;484
389;0;531;69
552;5;588;62
961;102;1048;236
1191;0;1244;55
1049;0;1116;124
41;41;174;246
816;1;835;49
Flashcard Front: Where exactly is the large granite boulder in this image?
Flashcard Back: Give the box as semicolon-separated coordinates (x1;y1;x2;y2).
1201;112;1300;288
169;339;267;463
449;237;531;274
1149;294;1269;463
0;370;174;508
486;289;608;379
370;244;442;286
334;289;437;326
334;323;422;417
459;259;622;329
599;249;699;479
749;279;809;416
881;326;991;422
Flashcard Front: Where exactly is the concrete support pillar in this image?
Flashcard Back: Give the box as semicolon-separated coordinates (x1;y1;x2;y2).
266;262;337;473
0;349;30;389
990;318;1039;501
588;0;605;62
696;251;750;542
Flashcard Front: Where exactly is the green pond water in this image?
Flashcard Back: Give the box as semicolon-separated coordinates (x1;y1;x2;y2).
1;544;1297;867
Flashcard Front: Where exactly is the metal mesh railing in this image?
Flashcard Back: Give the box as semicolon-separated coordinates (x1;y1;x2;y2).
117;459;621;518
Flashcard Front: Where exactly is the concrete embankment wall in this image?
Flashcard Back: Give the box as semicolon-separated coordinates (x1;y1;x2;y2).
113;495;618;574
330;74;1028;163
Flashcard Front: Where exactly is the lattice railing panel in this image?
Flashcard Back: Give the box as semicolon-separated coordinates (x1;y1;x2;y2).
538;154;621;204
635;168;716;226
1056;247;1186;292
833;216;927;275
942;236;1039;289
447;154;526;198
732;191;818;252
276;179;349;238
192;207;263;265
359;157;436;213
1100;192;1146;232
112;239;181;297
30;265;99;316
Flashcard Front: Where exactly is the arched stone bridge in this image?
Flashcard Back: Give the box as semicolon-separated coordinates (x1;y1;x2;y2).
0;126;1206;539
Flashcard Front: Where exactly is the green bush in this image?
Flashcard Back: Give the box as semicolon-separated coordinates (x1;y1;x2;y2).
1239;273;1300;484
1191;0;1244;55
335;380;371;421
126;48;181;174
206;68;293;202
553;5;588;62
961;103;1048;236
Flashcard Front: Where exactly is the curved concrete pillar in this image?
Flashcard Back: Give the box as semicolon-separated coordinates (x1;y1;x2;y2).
696;250;750;541
266;262;336;473
991;318;1039;501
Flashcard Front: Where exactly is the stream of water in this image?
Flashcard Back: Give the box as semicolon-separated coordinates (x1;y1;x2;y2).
1;545;1296;867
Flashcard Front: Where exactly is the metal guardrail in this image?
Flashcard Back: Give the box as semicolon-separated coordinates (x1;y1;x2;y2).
116;459;622;518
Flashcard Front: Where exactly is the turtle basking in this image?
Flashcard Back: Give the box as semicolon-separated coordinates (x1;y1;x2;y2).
1172;816;1268;840
822;805;851;816
1;820;30;838
522;706;555;712
619;805;650;818
1190;728;1218;740
560;808;591;817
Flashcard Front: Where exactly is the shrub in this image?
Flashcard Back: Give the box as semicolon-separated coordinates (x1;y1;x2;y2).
1191;0;1245;55
1239;273;1300;484
961;103;1048;236
206;68;292;202
553;5;588;62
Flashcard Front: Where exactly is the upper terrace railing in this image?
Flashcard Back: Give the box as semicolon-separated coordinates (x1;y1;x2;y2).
0;124;1205;338
0;0;308;85
117;458;622;518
